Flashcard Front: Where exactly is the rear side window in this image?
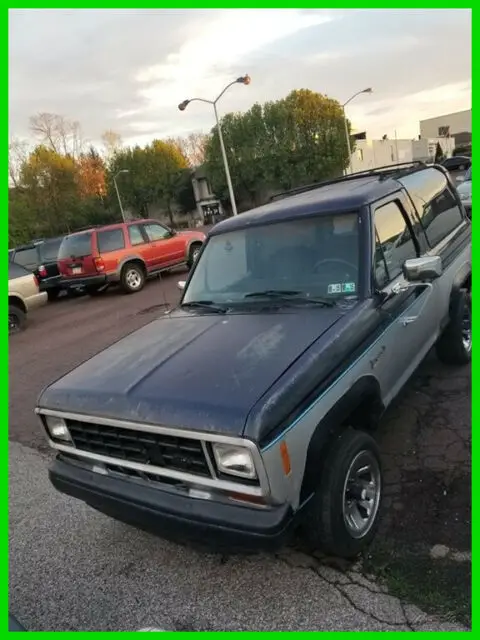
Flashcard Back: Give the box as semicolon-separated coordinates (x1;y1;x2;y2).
419;188;464;247
13;247;38;269
374;201;417;287
58;233;93;259
128;225;146;246
97;228;125;253
9;262;31;280
39;238;62;263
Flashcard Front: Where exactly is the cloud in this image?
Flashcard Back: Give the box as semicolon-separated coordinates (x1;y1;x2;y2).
9;9;471;147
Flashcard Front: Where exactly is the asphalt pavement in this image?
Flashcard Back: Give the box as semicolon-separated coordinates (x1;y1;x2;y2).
9;272;470;631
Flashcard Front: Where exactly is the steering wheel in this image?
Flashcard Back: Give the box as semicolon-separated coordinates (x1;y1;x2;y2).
313;258;359;275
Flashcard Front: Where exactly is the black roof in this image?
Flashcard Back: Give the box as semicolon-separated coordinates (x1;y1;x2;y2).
211;162;447;235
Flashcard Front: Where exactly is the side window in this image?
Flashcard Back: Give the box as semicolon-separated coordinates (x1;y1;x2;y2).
144;223;171;242
374;201;417;286
419;188;463;247
97;229;125;254
128;224;146;246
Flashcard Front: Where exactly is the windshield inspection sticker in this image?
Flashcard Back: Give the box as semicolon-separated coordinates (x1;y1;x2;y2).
342;282;356;293
327;283;342;294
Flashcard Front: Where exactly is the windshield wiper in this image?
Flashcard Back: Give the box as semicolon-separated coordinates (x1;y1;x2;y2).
244;289;302;298
243;290;336;307
180;300;226;314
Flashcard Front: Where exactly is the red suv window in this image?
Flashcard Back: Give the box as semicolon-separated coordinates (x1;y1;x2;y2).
97;228;125;253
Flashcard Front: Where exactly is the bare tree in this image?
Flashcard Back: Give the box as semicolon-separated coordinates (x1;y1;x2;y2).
29;112;83;158
8;137;28;187
172;132;208;167
101;129;123;158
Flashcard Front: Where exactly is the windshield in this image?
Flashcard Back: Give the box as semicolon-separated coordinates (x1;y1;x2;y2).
58;233;92;259
183;213;361;305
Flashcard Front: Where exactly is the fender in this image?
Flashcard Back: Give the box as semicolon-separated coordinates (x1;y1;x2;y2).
299;375;384;503
446;262;472;328
114;255;146;278
184;237;204;261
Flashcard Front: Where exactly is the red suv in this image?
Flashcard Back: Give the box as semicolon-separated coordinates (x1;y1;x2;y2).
57;220;205;295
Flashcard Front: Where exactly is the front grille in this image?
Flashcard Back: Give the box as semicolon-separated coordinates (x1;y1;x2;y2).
66;420;211;477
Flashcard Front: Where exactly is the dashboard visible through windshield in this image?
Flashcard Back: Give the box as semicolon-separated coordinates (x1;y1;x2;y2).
183;213;361;306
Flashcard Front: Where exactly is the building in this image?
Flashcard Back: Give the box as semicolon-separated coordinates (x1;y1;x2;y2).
419;109;471;143
191;166;223;224
349;136;455;173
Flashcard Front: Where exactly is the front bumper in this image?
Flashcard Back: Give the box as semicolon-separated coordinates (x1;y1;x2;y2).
60;274;107;289
49;456;294;552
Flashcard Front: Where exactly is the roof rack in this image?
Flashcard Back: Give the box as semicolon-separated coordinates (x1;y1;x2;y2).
270;161;429;202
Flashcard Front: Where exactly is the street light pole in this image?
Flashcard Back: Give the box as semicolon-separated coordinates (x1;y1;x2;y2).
213;102;238;217
114;169;129;222
342;88;373;174
178;75;251;216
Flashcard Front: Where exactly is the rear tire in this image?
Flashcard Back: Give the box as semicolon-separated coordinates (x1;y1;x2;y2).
436;289;471;365
121;263;145;294
9;305;26;334
187;243;202;270
305;428;382;558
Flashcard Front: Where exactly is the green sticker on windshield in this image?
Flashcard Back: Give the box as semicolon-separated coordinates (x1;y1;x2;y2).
342;282;356;293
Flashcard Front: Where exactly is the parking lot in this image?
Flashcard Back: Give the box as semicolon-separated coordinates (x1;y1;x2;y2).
9;272;471;631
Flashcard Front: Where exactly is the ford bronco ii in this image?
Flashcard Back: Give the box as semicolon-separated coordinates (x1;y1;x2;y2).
37;162;471;558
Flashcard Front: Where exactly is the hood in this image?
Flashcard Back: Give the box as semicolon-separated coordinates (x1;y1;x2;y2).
38;307;344;436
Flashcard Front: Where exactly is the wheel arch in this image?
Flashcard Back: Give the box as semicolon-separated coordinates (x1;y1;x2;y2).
8;295;27;314
118;256;147;276
299;375;384;504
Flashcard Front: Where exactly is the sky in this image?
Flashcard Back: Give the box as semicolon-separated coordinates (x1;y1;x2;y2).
9;8;471;149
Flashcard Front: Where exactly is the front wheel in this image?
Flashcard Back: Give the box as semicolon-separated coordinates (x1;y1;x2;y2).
9;305;26;334
436;289;471;365
305;428;382;558
121;263;145;294
187;243;202;270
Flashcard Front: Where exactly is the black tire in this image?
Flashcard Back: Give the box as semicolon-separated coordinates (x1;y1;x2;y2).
120;263;145;294
436;289;471;365
305;428;382;558
187;243;202;269
86;284;108;297
9;304;26;334
47;288;60;301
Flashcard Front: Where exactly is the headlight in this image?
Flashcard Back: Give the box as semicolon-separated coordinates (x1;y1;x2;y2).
212;443;256;479
45;416;72;443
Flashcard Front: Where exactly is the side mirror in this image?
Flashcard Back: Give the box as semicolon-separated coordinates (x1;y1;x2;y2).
403;256;442;282
177;280;186;291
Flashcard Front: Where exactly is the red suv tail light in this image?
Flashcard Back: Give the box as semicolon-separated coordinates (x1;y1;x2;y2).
38;265;47;277
94;257;105;271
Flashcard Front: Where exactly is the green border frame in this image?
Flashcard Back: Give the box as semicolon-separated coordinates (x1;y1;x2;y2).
6;4;473;636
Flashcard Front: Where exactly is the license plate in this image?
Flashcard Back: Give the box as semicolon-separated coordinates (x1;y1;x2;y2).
71;267;82;275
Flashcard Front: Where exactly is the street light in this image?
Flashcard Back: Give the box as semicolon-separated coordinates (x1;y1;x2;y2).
342;88;372;174
178;75;251;216
113;169;129;222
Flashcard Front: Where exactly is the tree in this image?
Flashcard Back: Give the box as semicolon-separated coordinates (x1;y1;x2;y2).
204;89;350;210
8;137;28;187
171;132;208;168
101;129;123;158
76;146;107;199
29;113;83;157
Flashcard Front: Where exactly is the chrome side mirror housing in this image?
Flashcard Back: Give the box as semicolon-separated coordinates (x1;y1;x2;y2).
177;280;186;291
403;256;442;282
